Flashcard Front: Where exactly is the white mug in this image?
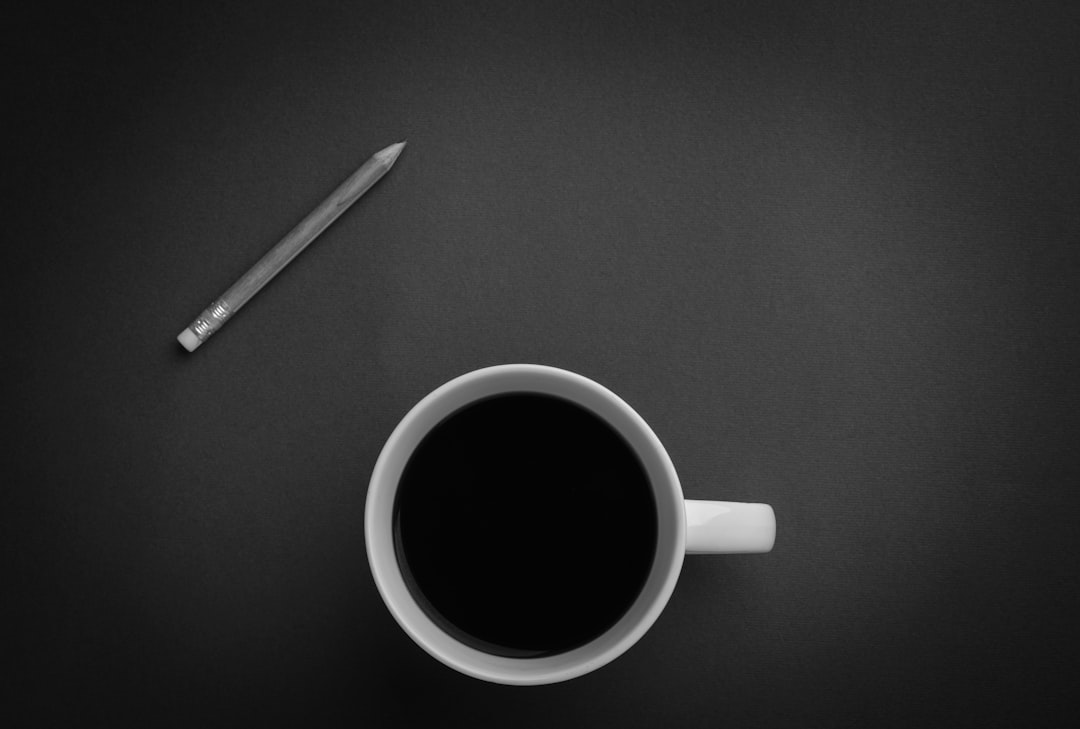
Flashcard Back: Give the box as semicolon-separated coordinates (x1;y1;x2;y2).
365;364;776;685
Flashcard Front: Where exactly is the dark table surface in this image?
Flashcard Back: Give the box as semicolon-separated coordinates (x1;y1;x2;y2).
6;0;1080;726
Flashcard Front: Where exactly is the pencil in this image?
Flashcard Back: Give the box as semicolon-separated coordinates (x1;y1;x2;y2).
177;141;406;352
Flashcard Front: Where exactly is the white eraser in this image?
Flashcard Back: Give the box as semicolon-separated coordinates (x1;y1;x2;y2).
177;328;200;352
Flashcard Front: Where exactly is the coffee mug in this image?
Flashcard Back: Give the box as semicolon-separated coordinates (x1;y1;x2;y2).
366;364;775;684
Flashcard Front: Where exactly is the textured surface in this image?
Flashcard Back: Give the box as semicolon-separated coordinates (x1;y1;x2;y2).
5;0;1080;726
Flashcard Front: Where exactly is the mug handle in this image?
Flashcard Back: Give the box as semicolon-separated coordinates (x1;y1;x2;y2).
685;500;776;554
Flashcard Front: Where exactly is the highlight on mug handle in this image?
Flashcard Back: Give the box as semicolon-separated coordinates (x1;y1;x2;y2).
684;500;776;554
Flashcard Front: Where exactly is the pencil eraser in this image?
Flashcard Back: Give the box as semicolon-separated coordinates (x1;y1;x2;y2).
177;328;200;352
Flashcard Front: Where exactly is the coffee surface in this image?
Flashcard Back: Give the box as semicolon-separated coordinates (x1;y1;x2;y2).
393;393;657;657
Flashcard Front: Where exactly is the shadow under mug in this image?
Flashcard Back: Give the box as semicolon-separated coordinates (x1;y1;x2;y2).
365;364;776;684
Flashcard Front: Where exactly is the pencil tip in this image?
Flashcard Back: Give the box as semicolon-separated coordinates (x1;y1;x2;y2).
374;141;406;166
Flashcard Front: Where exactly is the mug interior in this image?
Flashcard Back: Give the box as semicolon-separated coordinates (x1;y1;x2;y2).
365;364;685;685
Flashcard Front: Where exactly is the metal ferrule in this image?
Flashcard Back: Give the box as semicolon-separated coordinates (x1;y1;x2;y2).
189;300;232;343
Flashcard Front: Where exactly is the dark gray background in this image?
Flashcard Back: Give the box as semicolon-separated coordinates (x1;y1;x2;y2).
5;0;1079;726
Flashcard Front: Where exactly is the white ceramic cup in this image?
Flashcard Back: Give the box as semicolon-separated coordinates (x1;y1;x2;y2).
366;364;776;685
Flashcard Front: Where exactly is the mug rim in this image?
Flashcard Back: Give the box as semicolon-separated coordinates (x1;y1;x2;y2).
365;364;686;684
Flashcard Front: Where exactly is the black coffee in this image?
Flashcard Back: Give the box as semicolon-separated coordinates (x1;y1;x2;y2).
393;392;657;657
